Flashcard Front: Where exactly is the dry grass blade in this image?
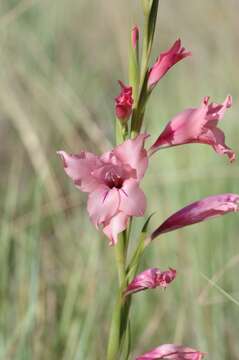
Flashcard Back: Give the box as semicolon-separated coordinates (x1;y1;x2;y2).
200;272;239;307
198;255;239;305
0;76;62;207
16;29;113;152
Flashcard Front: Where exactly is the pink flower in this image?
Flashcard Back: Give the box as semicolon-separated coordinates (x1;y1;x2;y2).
148;39;191;89
151;193;239;240
125;267;176;296
136;344;205;360
132;26;139;49
58;134;148;245
115;80;133;121
149;95;235;162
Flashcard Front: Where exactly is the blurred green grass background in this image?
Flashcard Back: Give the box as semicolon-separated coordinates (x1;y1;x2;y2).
0;0;239;359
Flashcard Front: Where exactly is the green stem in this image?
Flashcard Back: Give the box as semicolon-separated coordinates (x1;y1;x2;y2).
126;233;147;282
107;228;148;359
107;292;132;360
126;217;133;251
107;233;130;360
114;232;127;285
106;291;124;360
116;120;128;144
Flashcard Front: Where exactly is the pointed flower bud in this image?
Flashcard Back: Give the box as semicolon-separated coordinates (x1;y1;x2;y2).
132;26;139;49
115;81;133;121
125;267;176;296
148;39;191;89
149;95;235;162
151;194;239;240
136;343;205;359
129;26;140;101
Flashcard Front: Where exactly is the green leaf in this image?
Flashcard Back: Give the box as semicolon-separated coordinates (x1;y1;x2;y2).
147;0;159;53
142;211;156;233
126;213;156;282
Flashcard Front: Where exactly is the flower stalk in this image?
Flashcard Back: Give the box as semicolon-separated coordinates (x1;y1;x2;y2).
57;1;237;359
106;6;161;349
114;232;127;285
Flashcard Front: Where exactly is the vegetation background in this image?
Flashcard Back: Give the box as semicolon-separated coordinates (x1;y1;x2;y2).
0;0;239;359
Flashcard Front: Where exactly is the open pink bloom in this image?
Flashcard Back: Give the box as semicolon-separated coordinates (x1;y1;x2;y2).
151;193;239;240
125;267;176;296
115;80;133;121
132;26;139;49
149;95;235;162
148;39;191;89
58;134;148;245
136;344;205;360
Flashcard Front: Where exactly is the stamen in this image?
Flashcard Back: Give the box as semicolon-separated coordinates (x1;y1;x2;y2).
120;188;128;197
105;170;123;189
103;190;109;203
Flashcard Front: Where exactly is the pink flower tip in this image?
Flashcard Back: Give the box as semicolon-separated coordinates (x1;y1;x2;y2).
132;25;139;48
125;267;176;296
151;193;239;240
115;80;133;121
136;343;206;360
148;39;191;89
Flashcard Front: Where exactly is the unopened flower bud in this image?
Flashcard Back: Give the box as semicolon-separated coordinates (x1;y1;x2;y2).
115;80;133;121
132;26;139;49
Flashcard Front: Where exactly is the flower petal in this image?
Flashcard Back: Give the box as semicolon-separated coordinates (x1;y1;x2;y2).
119;179;146;216
87;186;120;227
136;343;205;359
103;212;129;246
149;107;208;153
114;134;149;180
57;150;102;192
205;95;232;121
149;96;235;162
151;193;239;240
202;126;235;162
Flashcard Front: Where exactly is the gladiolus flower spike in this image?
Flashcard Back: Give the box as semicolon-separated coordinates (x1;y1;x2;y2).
57;1;237;357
